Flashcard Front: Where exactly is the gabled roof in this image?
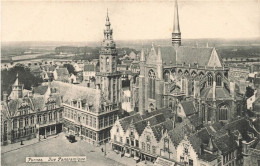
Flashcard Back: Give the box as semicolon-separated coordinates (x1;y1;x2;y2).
180;100;196;116
55;68;69;77
33;85;49;95
84;64;95;71
51;81;101;112
168;122;193;147
146;46;219;67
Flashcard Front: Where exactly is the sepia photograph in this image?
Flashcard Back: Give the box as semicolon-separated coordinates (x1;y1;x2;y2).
1;0;260;165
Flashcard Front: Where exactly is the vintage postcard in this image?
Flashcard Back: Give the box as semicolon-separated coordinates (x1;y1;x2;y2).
1;0;260;165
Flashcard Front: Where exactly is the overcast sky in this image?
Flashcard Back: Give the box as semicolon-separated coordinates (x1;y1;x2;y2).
2;0;260;42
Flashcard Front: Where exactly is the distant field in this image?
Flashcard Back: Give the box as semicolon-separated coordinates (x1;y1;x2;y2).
11;53;53;61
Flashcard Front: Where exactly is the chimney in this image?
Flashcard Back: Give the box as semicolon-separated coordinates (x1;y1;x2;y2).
3;91;8;102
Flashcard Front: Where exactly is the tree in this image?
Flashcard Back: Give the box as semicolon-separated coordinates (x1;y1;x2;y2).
63;64;76;75
1;64;43;99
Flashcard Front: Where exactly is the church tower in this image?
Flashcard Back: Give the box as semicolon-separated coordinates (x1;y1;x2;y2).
172;0;181;49
98;10;121;103
10;73;23;100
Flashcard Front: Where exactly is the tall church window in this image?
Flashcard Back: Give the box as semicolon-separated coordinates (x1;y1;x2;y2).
163;70;170;82
216;73;222;86
201;104;206;121
208;73;213;86
219;105;228;120
148;70;156;99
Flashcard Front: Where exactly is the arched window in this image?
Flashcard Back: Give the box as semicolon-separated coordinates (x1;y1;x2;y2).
191;71;197;77
178;69;183;75
106;57;109;65
163;70;170;82
149;103;155;112
199;72;205;79
219;105;228;120
216;73;222;86
184;70;189;76
169;98;173;109
208;73;213;86
201;104;206;121
148;70;156;99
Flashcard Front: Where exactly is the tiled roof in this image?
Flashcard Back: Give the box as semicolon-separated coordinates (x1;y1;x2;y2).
84;64;95;71
221;118;258;141
147;46;216;66
119;113;143;132
188;114;203;128
168;122;193;147
198;152;218;162
51;81;101;112
55;68;69;77
151;119;174;141
33;85;49;95
213;133;238;154
180;100;196;116
188;133;202;154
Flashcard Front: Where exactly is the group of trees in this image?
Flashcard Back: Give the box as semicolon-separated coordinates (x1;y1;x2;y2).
1;64;43;99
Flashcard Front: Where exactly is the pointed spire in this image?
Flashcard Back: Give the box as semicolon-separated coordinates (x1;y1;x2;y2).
13;73;19;86
105;8;111;27
172;0;181;48
157;45;162;64
173;0;180;33
140;45;146;62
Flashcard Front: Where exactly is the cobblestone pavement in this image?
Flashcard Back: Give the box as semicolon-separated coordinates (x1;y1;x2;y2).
1;133;125;166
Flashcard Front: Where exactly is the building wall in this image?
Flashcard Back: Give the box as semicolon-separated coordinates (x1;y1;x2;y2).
176;137;199;166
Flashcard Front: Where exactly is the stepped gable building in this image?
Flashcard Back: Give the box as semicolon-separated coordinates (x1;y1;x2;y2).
132;0;244;125
61;11;121;145
110;109;176;162
1;75;63;145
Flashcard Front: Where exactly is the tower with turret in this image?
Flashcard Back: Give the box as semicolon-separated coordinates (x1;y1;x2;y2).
9;73;23;100
97;10;121;104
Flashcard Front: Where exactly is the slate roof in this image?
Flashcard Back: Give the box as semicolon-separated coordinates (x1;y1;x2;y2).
146;46;216;67
151;119;174;141
119;113;143;132
180;100;196;116
51;81;101;112
188;133;203;154
200;87;232;99
33;85;48;95
213;133;238;154
168;122;193;147
198;152;218;162
188;114;203;129
118;109;175;137
221;118;258;142
2;93;62;118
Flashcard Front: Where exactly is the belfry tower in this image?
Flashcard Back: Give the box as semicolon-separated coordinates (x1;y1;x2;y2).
172;0;181;49
98;10;121;103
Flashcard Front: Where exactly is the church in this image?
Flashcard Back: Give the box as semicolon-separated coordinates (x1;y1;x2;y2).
130;0;244;124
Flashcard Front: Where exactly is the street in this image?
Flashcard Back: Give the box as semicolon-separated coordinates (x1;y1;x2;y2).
1;133;125;166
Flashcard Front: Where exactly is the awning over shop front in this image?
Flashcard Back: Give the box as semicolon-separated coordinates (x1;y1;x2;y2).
154;157;175;166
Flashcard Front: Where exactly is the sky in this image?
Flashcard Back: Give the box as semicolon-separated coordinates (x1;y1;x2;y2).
1;0;260;42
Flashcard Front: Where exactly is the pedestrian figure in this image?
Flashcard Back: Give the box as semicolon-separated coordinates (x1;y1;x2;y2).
20;140;23;145
101;147;104;152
